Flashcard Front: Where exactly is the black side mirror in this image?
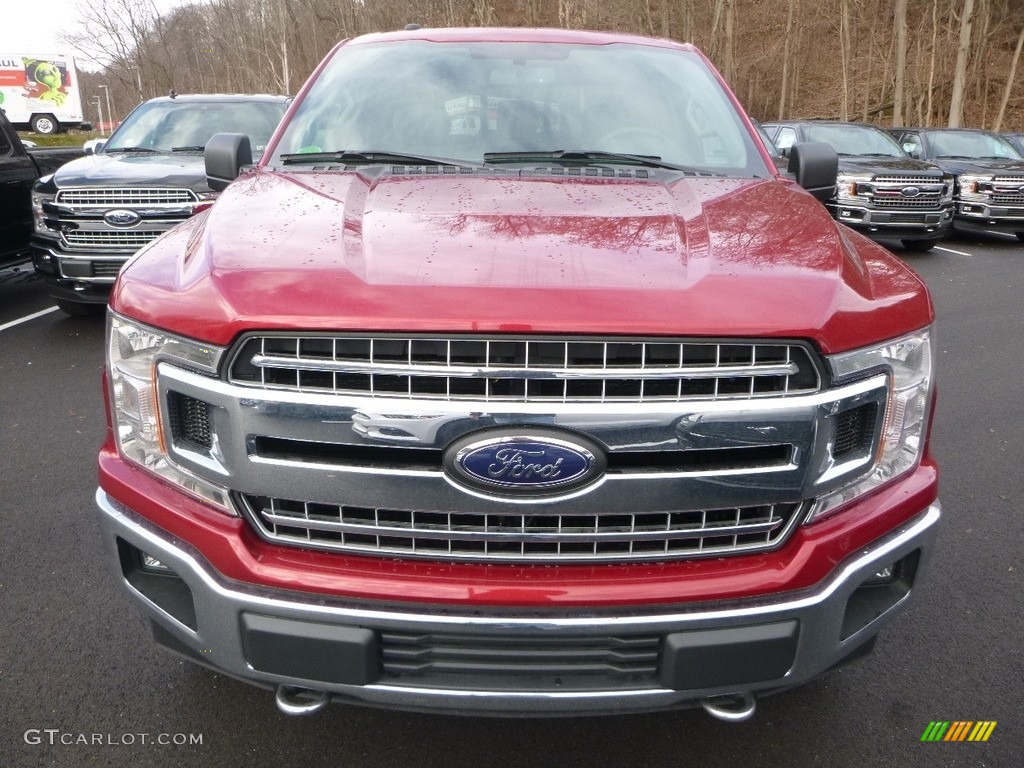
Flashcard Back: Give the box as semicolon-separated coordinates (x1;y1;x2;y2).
205;133;252;192
788;141;839;203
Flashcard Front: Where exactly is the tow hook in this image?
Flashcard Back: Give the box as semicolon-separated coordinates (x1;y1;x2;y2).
700;691;757;722
274;685;330;716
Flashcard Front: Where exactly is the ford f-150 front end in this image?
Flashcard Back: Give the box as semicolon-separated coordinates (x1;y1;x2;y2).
94;28;939;721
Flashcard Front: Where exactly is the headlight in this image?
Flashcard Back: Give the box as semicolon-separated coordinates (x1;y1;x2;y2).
107;313;232;512
941;176;955;203
835;173;872;201
957;174;991;200
31;190;58;235
807;328;934;522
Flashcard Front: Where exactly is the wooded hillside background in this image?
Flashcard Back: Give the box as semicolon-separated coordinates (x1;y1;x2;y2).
69;0;1024;132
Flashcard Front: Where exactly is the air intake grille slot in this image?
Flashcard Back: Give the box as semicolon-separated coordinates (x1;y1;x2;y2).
833;402;877;460
228;335;822;403
380;631;661;690
167;392;213;450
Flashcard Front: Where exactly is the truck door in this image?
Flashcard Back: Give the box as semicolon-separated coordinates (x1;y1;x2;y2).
0;128;36;258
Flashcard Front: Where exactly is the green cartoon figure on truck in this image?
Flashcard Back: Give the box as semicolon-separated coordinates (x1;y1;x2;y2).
23;58;67;106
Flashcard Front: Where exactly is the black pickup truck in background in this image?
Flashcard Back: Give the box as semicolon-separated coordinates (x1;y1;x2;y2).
890;127;1024;241
763;120;954;251
0;109;83;262
31;93;288;315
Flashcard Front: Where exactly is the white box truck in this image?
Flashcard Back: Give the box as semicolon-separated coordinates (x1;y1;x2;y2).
0;53;85;134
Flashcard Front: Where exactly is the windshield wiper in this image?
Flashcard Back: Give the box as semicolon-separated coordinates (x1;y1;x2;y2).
279;150;481;168
104;146;163;154
171;145;206;152
482;149;709;173
935;155;979;160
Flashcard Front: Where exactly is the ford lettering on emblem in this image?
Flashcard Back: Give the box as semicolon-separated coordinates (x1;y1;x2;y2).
103;209;141;227
445;428;606;498
900;186;922;198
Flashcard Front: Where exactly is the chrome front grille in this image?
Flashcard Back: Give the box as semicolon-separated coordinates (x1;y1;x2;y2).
157;335;884;567
989;177;1024;206
56;188;198;206
228;335;821;403
48;187;198;258
238;494;805;563
991;193;1024;205
868;176;946;210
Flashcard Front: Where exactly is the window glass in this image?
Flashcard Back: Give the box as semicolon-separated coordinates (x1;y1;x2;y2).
803;123;905;157
105;100;286;156
773;127;798;150
926;130;1023;160
273;40;768;176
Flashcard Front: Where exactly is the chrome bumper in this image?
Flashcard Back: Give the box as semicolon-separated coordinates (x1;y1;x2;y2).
95;488;941;716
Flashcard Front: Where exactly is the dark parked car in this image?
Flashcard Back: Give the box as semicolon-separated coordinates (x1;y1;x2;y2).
31;93;288;314
763;120;953;251
889;127;1024;241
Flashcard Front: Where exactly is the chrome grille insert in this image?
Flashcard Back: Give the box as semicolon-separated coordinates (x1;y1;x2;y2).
238;494;805;563
61;230;165;249
56;188;198;206
228;335;822;402
872;198;943;210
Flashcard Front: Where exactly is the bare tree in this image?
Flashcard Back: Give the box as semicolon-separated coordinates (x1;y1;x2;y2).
948;0;976;127
892;0;907;126
993;21;1024;131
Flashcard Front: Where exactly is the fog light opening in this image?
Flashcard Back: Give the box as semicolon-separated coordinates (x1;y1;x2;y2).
141;552;173;573
865;562;897;586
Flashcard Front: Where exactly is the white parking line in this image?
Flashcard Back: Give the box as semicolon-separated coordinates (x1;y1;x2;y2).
0;306;59;333
934;245;973;256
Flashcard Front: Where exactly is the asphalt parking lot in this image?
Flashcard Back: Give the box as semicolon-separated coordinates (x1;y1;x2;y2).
0;232;1021;768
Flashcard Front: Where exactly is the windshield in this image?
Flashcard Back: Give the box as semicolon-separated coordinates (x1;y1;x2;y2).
271;40;768;176
927;130;1023;160
104;99;286;156
803;123;905;157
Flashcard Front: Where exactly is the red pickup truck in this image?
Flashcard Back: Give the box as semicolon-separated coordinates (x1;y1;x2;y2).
95;28;939;722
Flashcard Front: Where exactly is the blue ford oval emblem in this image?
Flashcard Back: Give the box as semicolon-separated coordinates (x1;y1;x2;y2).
445;429;606;498
103;209;141;227
900;186;922;198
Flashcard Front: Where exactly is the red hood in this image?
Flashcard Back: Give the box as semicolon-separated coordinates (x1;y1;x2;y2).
113;167;932;353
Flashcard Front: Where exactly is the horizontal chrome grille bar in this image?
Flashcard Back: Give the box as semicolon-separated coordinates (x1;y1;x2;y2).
872;176;945;184
248;353;799;380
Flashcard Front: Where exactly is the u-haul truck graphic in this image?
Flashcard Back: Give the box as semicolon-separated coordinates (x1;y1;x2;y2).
0;54;85;134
